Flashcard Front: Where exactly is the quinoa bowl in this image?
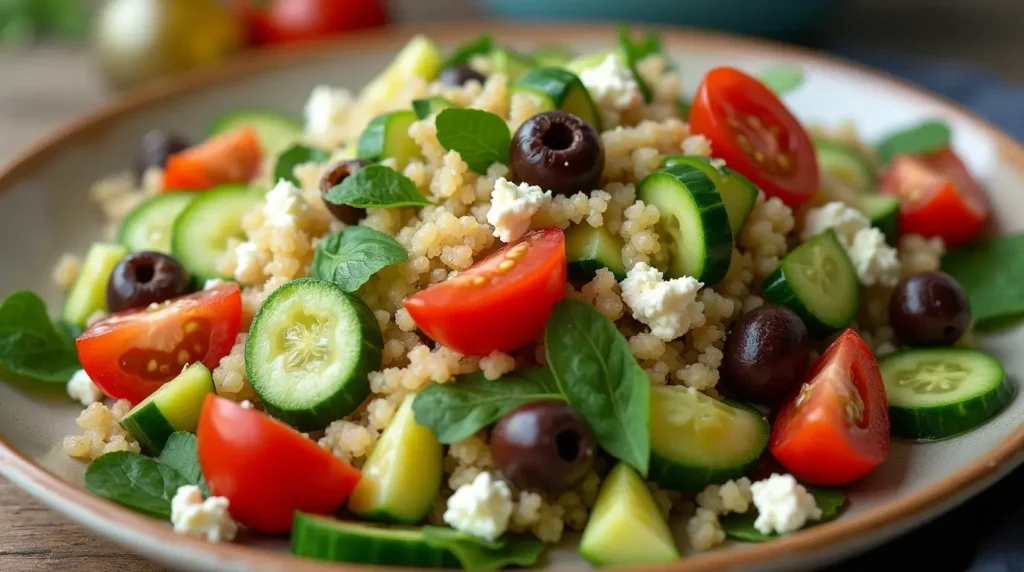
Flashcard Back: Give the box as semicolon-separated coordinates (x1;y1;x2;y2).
1;24;1022;572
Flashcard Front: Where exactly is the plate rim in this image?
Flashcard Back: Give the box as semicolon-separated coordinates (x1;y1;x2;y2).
1;22;1023;572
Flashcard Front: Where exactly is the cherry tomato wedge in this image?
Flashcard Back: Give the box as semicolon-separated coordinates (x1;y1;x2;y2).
197;396;360;533
231;0;388;46
689;67;819;209
163;127;262;191
769;329;889;486
880;147;988;248
76;283;242;404
404;228;567;356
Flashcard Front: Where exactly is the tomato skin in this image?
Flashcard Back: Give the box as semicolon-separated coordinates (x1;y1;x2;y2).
404;228;567;356
690;67;819;209
76;284;242;404
163;128;262;191
232;0;388;46
197;396;360;533
769;329;889;486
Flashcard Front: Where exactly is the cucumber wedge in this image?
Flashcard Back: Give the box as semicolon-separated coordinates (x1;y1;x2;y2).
663;155;759;237
815;139;877;193
565;224;627;281
118;192;195;254
120;362;215;453
171;185;263;284
851;193;901;245
291;514;458;568
880;348;1014;440
363;35;444;104
246;278;383;431
489;47;535;82
412;97;455;120
62;243;129;327
637;164;734;283
357;110;421;169
532;46;574;68
512;67;602;131
212;109;302;157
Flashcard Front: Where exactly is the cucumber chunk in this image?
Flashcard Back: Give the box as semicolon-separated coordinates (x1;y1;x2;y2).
879;348;1014;440
246;278;383;431
531;46;574;68
636;164;734;283
363;35;444;104
412;97;455;120
120;362;215;453
212;109;302;157
663;155;759;238
489;47;535;82
763;229;859;337
117;192;195;254
512;67;602;131
851;193;901;245
62;243;129;327
579;463;679;566
648;385;769;492
171;185;262;284
291;513;458;568
565;224;627;281
348;393;442;524
357;110;422;169
815;139;877;193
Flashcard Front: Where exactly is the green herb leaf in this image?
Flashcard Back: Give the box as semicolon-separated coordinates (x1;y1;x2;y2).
33;0;89;40
422;527;545;571
413;368;565;444
435;108;511;174
757;65;805;96
325;164;431;208
544;300;650;475
442;34;494;69
84;452;191;519
311;226;409;292
616;25;655;103
0;291;81;383
158;432;209;496
721;488;846;542
876;120;952;164
943;233;1024;330
274;144;329;186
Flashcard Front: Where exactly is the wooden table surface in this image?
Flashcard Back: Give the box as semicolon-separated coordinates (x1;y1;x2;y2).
2;1;1022;570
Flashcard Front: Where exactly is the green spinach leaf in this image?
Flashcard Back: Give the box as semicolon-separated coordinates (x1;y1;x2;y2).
274;144;329;186
422;527;545;571
311;226;409;291
435;109;511;174
442;34;495;69
0;291;81;383
757;65;805;96
324;164;431;208
721;488;846;542
616;25;657;103
876;120;951;164
84;452;191;519
943;233;1024;330
158;432;209;496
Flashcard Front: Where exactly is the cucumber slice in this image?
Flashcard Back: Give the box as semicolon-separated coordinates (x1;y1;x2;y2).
851;193;901;245
815;139;877;193
648;385;769;492
117;192;195;254
357;110;421;169
212;109;302;157
171;185;262;284
489;47;535;82
763;230;859;338
291;513;458;568
512;67;602;131
663;155;759;238
579;463;679;566
348;393;442;524
879;348;1014;440
246;278;383;431
565;49;615;75
120;362;215;453
363;35;444;104
62;243;129;327
412;97;455;120
636;164;734;283
531;46;574;68
565;224;627;281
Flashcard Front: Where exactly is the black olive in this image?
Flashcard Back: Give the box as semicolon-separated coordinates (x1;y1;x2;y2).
491;401;595;495
510;111;604;195
890;271;971;346
106;252;192;313
722;304;810;405
320;159;370;224
134;130;189;180
439;65;487;87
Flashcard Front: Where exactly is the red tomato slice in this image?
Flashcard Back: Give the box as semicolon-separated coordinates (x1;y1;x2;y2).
76;284;242;404
163;127;262;191
197;395;360;533
769;329;889;486
232;0;389;45
403;228;567;356
880;147;988;248
689;67;819;209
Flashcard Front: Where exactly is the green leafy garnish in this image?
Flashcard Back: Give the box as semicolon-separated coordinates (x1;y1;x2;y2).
615;25;657;103
273;144;329;186
0;291;81;384
876;120;952;164
757;65;805;96
442;34;495;69
943;233;1024;331
158;432;209;496
325;164;431;208
311;226;409;292
422;527;545;571
435;109;511;174
544;300;650;475
413;368;565;444
84;452;191;519
721;488;846;542
0;0;89;45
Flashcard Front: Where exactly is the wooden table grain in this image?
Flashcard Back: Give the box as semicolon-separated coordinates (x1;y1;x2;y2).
2;0;1022;570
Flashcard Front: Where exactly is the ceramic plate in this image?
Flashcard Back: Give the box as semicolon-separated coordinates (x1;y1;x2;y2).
0;24;1021;572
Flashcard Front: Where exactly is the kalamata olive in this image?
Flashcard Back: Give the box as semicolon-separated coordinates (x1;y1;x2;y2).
491;401;595;495
510;111;604;195
135;130;190;179
320;159;370;224
890;271;971;346
439;65;487;87
106;252;192;313
722;304;810;405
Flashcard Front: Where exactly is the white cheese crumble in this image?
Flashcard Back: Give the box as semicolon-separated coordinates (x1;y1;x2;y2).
620;262;705;341
170;485;237;543
66;369;103;406
486;177;552;243
442;471;514;542
203;278;225;290
304;85;352;137
750;473;822;535
579;54;642;111
263;179;309;229
240;400;254;410
233;241;263;282
801;201;900;287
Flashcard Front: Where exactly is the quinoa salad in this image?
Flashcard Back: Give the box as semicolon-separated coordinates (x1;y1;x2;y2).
5;29;1015;568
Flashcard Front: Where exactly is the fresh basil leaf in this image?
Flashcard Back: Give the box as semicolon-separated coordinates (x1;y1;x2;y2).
721;488;846;542
325;164;431;208
158;432;209;496
0;291;81;383
55;319;84;344
616;25;654;103
943;233;1024;330
757;65;805;96
274;144;329;186
442;34;494;69
876;120;952;164
413;368;565;444
311;226;408;292
544;300;650;475
435;109;511;174
422;527;545;572
84;452;190;519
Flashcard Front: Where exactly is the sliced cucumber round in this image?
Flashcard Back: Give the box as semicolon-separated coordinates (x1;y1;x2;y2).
357;110;422;169
636;164;734;283
412;97;455;120
565;223;627;282
815;139;877;193
489;47;535;82
120;362;215;454
879;348;1014;441
171;185;263;284
211;109;302;157
246;278;383;431
291;513;458;568
851;193;901;245
662;155;759;238
62;242;129;327
763;229;859;338
512;67;602;131
647;385;769;492
117;192;195;254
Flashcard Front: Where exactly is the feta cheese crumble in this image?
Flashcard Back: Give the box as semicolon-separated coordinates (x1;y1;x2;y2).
263;179;309;230
304;85;352;137
66;369;103;406
486;177;552;243
240;400;254;409
170;485;238;543
579;54;642;111
750;473;822;535
233;241;263;283
442;471;514;542
203;278;225;290
620;262;705;341
801;201;900;287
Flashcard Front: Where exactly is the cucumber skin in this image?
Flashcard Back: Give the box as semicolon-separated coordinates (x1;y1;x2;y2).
568;259;625;282
357;111;420;168
513;67;602;131
117;193;195;253
119;403;176;455
662;155;759;238
291;513;459;568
